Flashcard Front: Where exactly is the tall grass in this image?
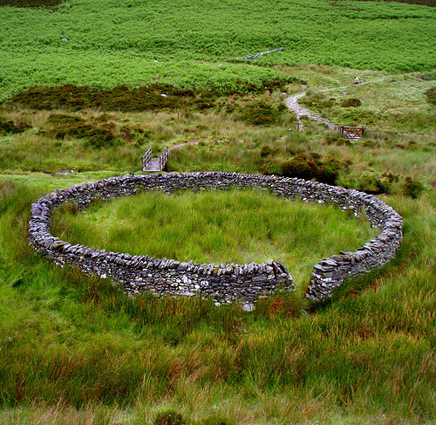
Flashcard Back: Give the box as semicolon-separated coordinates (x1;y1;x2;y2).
1;168;436;423
51;188;379;284
1;48;436;423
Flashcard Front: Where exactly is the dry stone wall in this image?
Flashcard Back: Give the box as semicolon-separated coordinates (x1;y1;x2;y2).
28;172;403;302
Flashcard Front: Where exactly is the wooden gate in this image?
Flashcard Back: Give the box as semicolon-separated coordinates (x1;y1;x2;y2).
339;126;365;140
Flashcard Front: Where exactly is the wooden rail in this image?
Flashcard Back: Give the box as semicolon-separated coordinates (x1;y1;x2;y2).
141;147;152;171
158;146;169;171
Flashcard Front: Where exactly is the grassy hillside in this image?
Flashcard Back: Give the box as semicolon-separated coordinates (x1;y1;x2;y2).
1;0;436;423
0;0;436;101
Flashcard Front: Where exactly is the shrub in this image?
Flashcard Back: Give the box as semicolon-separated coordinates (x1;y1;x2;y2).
324;135;350;146
340;98;361;107
0;0;63;7
356;171;391;194
260;145;276;157
153;410;186;425
45;113;117;147
300;93;335;110
238;100;285;125
403;177;424;199
0;117;31;135
119;124;149;144
280;152;340;185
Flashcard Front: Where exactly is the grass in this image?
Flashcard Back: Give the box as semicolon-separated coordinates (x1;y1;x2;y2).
50;188;379;285
0;0;436;102
1;131;436;423
1;0;436;422
299;76;436;132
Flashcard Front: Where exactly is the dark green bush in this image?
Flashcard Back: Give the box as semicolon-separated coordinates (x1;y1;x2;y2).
403;177;424;199
0;117;31;135
260;145;276;157
324;135;350;146
357;172;391;194
0;0;63;7
300;93;335;110
119;124;149;144
5;83;288;113
47;113;84;126
46;113;118;147
340;98;361;107
280;152;340;185
153;410;186;425
238;101;285;125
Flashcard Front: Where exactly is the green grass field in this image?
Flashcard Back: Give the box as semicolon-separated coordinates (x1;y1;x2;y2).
1;0;436;423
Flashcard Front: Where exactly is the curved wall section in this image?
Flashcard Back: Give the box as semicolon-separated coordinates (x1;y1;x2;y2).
28;172;402;302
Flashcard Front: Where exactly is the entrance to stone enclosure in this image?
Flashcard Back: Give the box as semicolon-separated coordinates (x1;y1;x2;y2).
339;126;365;140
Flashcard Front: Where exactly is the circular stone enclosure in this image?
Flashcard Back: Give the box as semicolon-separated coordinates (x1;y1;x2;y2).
29;172;403;302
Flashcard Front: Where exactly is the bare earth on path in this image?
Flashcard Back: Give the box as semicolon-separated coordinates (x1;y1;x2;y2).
285;79;386;132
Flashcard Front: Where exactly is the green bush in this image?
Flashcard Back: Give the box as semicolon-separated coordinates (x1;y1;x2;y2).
340;98;362;108
154;410;186;425
356;171;392;194
403;176;424;199
238;101;286;126
280;152;340;185
300;93;335;110
324;135;350;146
0;116;31;135
424;87;436;106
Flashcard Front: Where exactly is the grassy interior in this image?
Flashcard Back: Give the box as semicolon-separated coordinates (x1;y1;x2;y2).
51;188;379;284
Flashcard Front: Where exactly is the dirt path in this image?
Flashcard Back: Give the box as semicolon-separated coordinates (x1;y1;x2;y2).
285;79;385;132
168;140;202;151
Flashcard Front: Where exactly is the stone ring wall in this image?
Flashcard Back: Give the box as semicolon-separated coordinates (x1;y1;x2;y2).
28;172;403;302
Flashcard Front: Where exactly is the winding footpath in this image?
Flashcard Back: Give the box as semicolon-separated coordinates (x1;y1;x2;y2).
285;79;386;132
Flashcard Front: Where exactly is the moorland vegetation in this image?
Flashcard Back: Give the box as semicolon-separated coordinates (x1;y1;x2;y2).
1;0;436;423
